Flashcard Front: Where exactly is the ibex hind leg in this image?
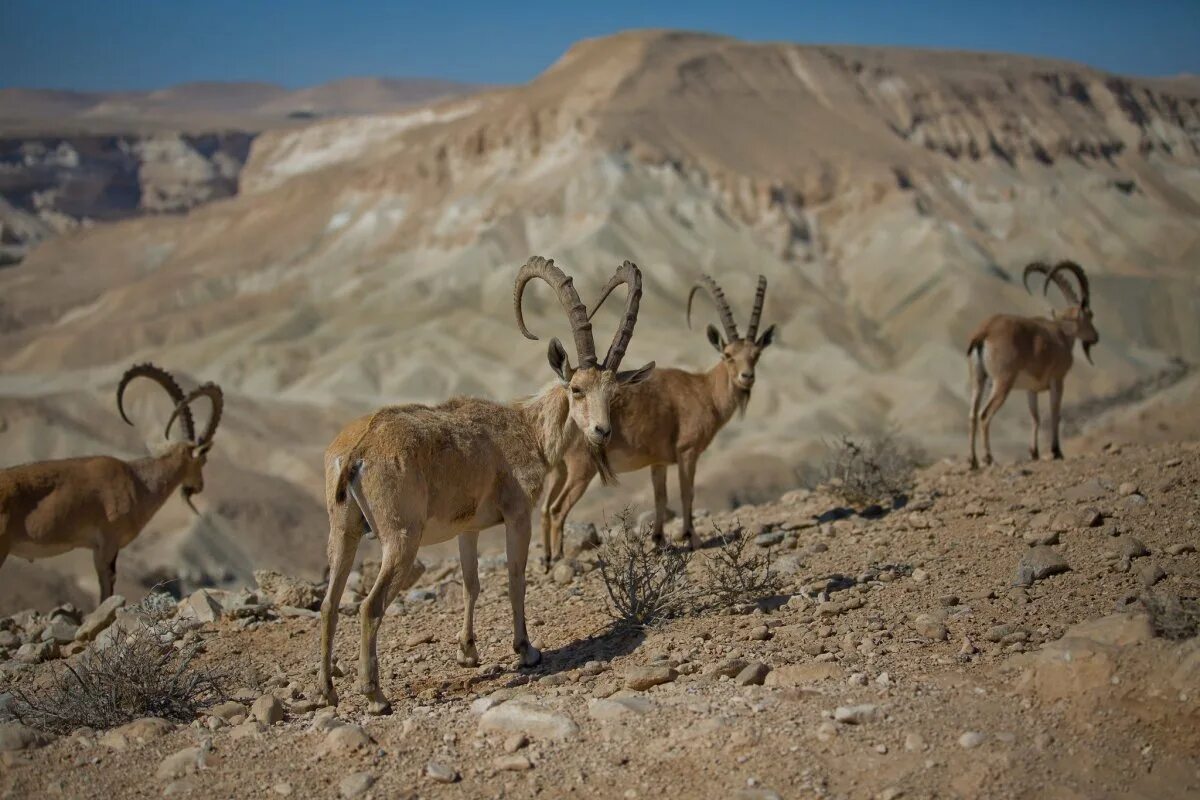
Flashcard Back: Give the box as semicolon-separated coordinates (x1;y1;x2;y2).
358;520;421;716
968;348;988;470
317;499;365;708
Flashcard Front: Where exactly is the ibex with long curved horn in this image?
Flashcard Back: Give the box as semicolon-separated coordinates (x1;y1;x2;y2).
318;257;653;714
540;273;775;565
967;260;1099;469
0;364;223;602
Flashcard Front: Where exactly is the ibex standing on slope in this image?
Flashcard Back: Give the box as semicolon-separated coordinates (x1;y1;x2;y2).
540;273;775;564
967;261;1099;469
318;257;653;714
0;364;223;601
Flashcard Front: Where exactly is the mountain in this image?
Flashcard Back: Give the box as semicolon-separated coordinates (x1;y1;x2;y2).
1;30;1198;604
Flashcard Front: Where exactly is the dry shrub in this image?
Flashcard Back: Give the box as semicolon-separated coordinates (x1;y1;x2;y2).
595;509;692;629
821;431;924;508
1140;591;1200;640
697;523;784;610
13;592;225;734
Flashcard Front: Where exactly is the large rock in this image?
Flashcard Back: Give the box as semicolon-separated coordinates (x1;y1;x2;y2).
478;700;579;741
254;570;322;610
99;717;176;750
1013;547;1070;586
178;590;224;623
624;666;677;691
764;663;842;687
75;595;126;642
318;725;374;756
588;695;654;721
156;745;216;779
251;694;285;725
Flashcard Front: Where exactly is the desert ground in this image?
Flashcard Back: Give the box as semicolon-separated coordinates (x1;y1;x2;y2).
1;367;1198;799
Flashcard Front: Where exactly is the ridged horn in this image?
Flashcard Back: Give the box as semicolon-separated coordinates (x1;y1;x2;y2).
687;274;739;341
513;256;598;368
1046;260;1090;308
586;260;644;371
746;275;768;340
166;383;223;445
115;363;194;442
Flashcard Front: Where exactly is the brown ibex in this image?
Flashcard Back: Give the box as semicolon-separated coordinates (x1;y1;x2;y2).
540;273;775;564
318;257;653;714
967;261;1099;468
0;364;223;601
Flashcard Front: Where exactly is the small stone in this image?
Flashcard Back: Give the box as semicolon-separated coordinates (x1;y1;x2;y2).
904;732;927;752
75;595;126;642
911;568;929;583
14;641;57;664
912;614;949;641
878;788;904;800
178;590;223;623
209;701;248;722
0;722;52;751
319;725;374;756
1166;543;1195;556
848;672;868;687
426;761;459;783
1118;482;1138;497
710;658;750;679
254;569;322;610
735;662;770;686
1078;507;1103;528
1137;563;1166;587
156;746;212;779
1118;536;1150;559
963;502;985;517
478;700;580;741
551;560;578;586
339;772;375;798
958;731;986;749
99;717;174;750
251;694;284;725
273;782;294;796
938;595;960;607
588;696;653;721
494;754;533;771
1022;530;1059;547
1014;546;1070;586
984;624;1019;643
748;625;771;641
40;618;79;645
815;721;839;741
624;666;677;691
755;531;784;548
833;704;878;724
405;631;435;647
503;733;529;753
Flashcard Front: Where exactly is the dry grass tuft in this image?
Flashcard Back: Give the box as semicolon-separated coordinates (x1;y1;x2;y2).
595;509;692;629
12;592;226;734
697;523;784;610
821;431;924;508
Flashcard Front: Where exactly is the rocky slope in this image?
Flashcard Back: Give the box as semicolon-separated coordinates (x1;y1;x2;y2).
0;79;478;262
1;30;1198;601
1;438;1197;799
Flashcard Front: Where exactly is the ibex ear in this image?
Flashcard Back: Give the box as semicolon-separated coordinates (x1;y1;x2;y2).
706;324;725;352
547;338;574;383
616;361;655;385
756;324;776;349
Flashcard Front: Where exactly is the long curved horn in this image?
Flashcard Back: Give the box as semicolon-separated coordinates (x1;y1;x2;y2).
116;363;194;442
513;256;598;368
1047;260;1090;308
687;274;739;341
166;383;223;445
746;275;768;340
1022;262;1051;295
586;260;643;371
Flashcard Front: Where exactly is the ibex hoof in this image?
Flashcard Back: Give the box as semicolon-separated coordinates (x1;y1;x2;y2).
457;641;480;668
969;459;980;471
516;643;541;668
367;699;393;716
317;688;338;708
983;455;994;466
1051;449;1064;460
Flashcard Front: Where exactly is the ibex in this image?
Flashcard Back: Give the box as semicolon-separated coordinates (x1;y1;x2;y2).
0;364;223;602
967;261;1098;469
318;257;653;714
540;273;775;564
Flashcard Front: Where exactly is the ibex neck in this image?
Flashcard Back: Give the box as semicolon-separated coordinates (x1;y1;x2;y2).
706;361;746;424
129;445;190;519
518;383;576;469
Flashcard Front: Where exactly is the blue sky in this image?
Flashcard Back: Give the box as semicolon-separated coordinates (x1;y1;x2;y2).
1;1;1197;91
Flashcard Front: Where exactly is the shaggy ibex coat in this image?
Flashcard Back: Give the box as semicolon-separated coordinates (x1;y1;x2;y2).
0;364;223;601
318;257;653;714
541;273;775;563
967;261;1099;468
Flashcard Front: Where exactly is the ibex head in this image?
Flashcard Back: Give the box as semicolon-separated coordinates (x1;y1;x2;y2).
1023;260;1098;364
688;274;776;394
116;363;224;513
515;257;654;483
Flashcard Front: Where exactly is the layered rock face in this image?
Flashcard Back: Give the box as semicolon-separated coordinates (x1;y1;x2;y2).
0;31;1197;593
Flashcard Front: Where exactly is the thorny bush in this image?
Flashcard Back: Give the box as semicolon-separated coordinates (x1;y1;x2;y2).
697;523;784;610
821;430;924;508
12;592;226;734
596;509;692;629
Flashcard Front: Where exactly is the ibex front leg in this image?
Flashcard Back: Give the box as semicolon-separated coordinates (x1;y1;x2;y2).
503;509;540;667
